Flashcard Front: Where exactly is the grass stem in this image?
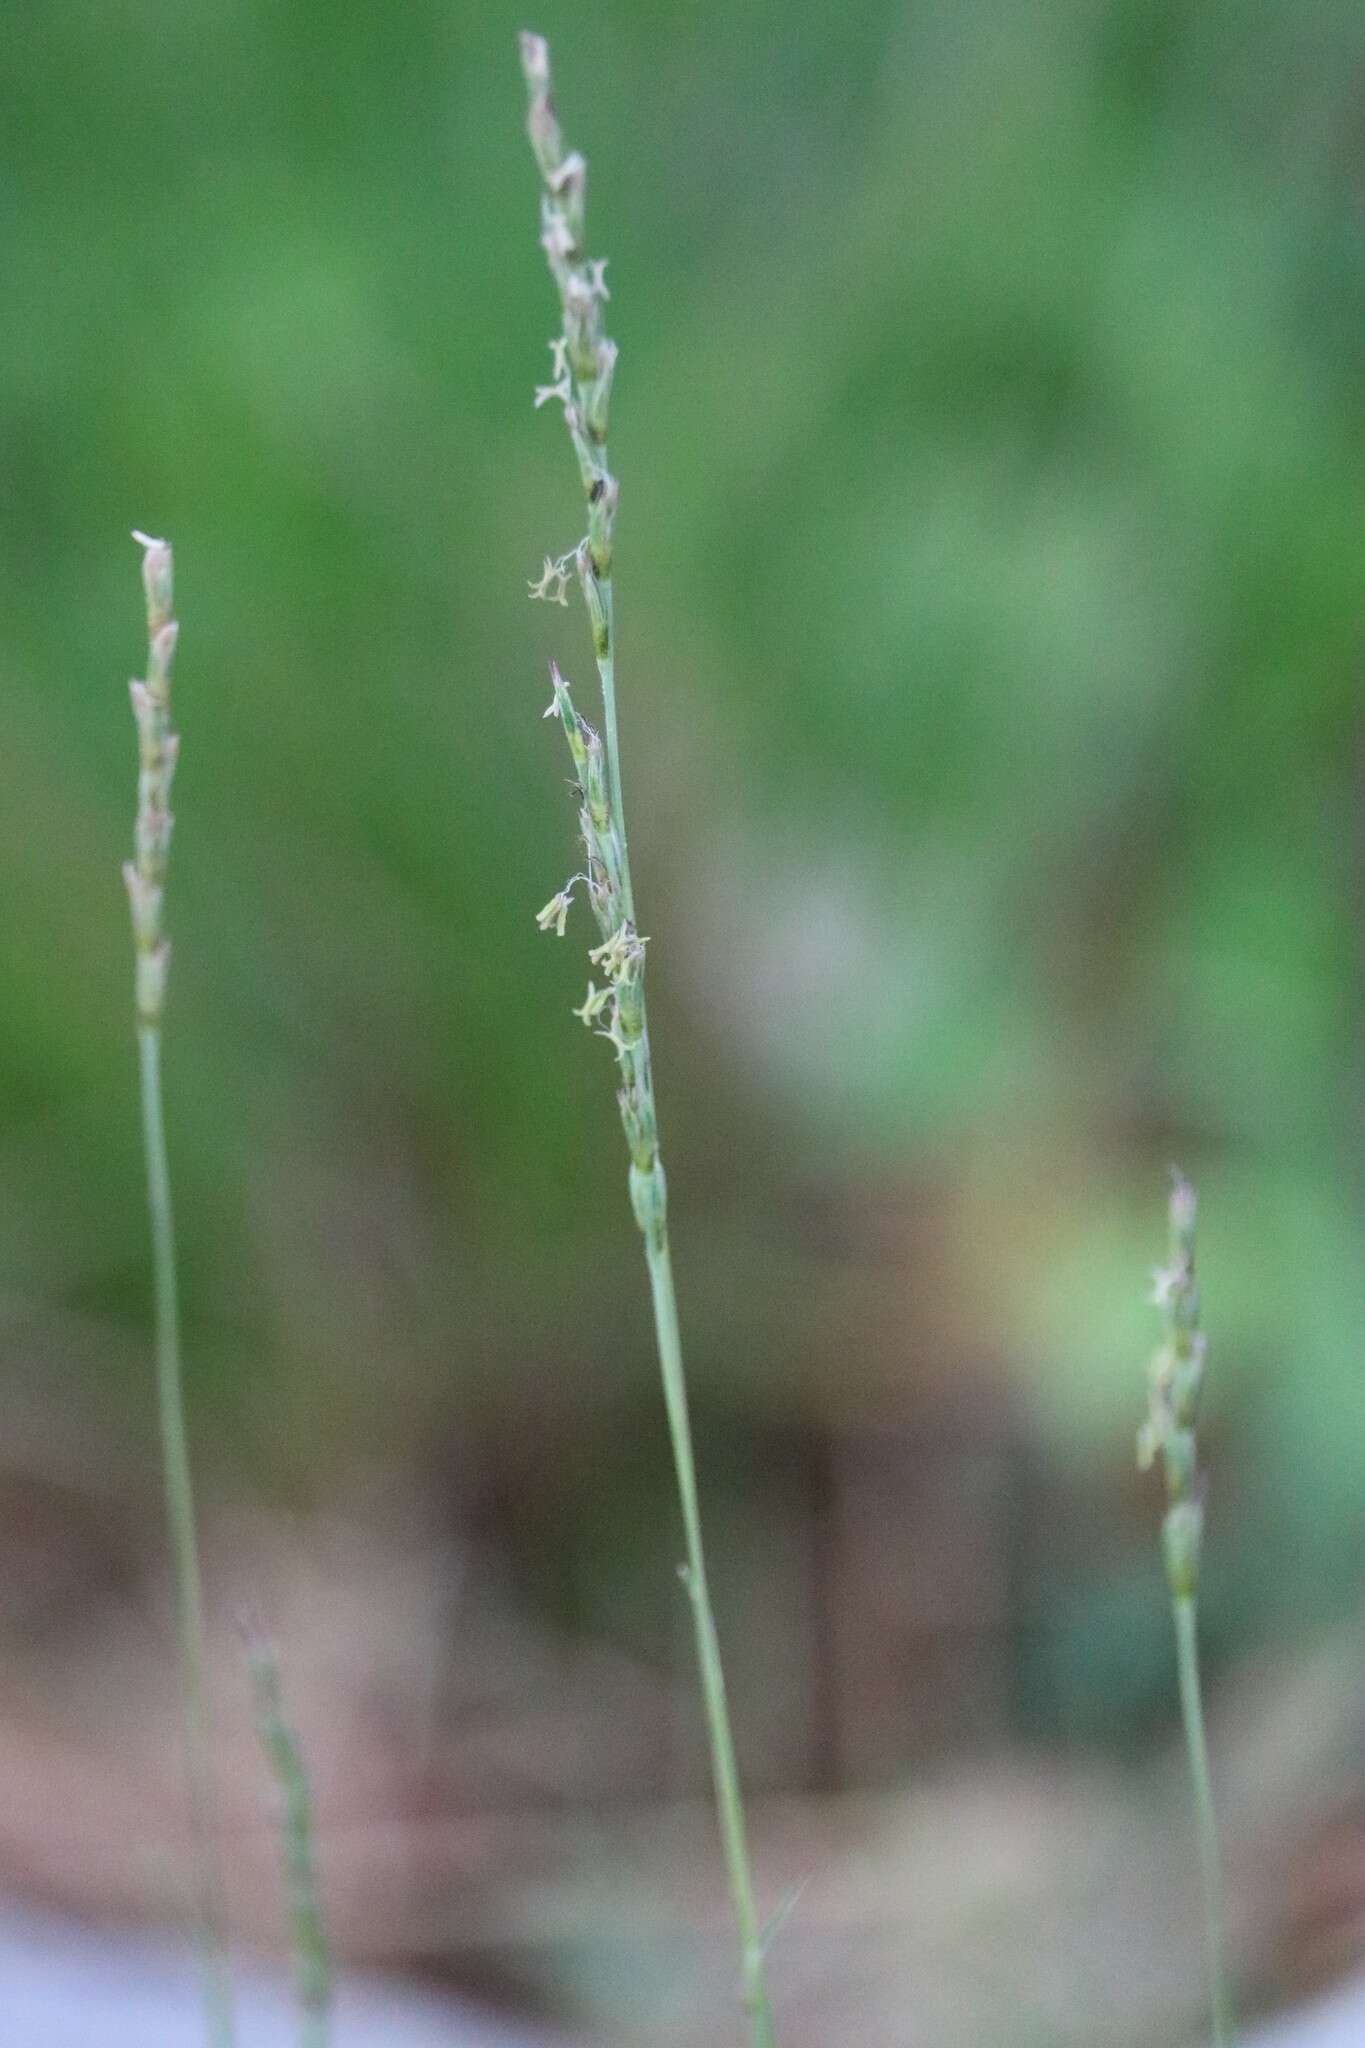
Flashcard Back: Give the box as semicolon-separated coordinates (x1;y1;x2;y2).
646;1239;774;2044
1173;1593;1232;2046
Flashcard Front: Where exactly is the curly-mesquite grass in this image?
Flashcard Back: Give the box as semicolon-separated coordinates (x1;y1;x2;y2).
518;36;777;2045
124;532;235;2048
246;1627;332;2048
1138;1172;1233;2044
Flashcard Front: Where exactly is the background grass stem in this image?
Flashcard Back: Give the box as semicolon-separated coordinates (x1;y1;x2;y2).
140;1022;235;2048
1174;1593;1232;2046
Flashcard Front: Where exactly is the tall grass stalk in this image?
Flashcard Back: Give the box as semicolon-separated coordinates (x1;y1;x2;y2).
1138;1171;1233;2045
246;1628;332;2048
124;532;235;2048
517;37;777;2045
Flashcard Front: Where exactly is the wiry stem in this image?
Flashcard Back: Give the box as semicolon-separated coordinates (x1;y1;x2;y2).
125;533;235;2048
597;588;632;923
646;1241;773;2043
1139;1172;1234;2045
519;36;776;2043
1174;1594;1232;2046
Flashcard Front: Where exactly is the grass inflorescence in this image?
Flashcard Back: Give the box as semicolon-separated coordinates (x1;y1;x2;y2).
246;1626;333;2048
518;34;778;2045
124;532;236;2048
1139;1170;1234;2044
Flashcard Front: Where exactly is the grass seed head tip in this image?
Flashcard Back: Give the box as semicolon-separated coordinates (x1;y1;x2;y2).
133;528;174;627
1169;1167;1197;1240
519;32;549;77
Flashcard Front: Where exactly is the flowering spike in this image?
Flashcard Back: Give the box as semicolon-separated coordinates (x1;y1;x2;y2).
519;42;774;2041
1138;1172;1234;2039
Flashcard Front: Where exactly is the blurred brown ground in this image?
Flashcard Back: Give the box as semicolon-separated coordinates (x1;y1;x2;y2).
1;1181;1363;2045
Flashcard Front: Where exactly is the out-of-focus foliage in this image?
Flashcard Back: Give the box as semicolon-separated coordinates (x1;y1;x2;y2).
2;0;1363;1718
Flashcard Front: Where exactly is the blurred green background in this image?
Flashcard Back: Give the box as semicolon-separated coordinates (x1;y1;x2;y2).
3;0;1365;2036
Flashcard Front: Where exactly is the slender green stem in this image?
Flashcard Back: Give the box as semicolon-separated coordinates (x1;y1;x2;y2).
604;580;773;2041
597;571;774;2043
597;598;633;921
138;1023;235;2048
645;1239;774;2046
1173;1592;1232;2046
606;593;773;2038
